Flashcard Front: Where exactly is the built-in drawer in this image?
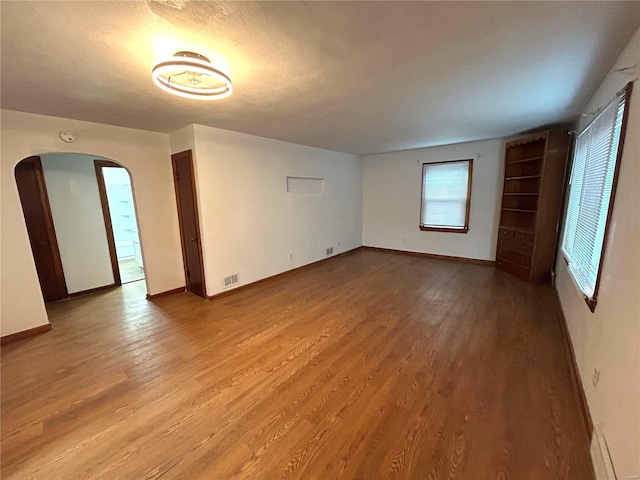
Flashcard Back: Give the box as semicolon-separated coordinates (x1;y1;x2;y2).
513;230;535;243
497;236;534;255
496;259;531;281
497;247;532;269
498;227;514;240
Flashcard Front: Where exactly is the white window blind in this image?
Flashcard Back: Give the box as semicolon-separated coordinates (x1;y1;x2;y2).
561;83;631;302
420;160;472;230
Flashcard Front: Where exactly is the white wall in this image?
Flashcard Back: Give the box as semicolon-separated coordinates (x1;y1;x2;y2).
1;110;185;337
555;28;640;479
171;124;362;297
169;124;196;156
362;139;503;260
41;153;114;293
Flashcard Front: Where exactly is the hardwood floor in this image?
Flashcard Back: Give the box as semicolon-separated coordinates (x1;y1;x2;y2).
118;258;145;284
1;249;593;479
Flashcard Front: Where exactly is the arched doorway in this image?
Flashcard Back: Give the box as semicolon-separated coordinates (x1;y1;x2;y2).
14;153;146;302
95;160;145;285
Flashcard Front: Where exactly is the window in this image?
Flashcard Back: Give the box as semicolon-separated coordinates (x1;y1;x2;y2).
420;159;472;233
561;82;633;311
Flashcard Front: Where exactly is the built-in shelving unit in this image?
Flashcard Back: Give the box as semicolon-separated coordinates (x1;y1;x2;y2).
496;130;570;282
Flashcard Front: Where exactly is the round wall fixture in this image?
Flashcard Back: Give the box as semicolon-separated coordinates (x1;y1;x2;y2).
151;51;232;100
59;130;76;143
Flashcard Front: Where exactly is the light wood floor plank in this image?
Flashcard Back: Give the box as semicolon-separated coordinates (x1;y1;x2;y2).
1;249;593;479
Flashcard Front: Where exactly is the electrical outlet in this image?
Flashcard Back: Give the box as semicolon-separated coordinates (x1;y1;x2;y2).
593;366;600;388
289;253;293;261
338;241;341;248
326;247;333;255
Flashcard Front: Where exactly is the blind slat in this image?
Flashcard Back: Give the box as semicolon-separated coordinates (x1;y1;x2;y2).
561;87;628;299
421;160;471;229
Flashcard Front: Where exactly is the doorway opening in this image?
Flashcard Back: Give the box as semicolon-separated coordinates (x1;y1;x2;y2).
95;161;145;284
14;153;147;303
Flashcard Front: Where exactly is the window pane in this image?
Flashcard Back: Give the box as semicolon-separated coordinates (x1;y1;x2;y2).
561;84;629;301
421;160;470;229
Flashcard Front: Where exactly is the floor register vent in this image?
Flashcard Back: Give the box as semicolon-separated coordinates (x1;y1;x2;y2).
222;273;239;289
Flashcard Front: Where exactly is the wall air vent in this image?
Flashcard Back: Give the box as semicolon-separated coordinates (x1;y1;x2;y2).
286;176;324;193
222;273;239;289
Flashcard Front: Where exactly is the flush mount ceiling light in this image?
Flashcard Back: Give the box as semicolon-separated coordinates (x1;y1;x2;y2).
151;51;232;100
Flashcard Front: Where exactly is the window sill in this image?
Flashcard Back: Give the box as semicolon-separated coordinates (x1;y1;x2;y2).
419;226;469;234
561;254;597;313
585;296;597;313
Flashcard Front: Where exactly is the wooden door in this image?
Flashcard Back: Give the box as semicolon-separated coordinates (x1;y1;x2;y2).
94;160;123;287
15;156;68;301
171;150;206;298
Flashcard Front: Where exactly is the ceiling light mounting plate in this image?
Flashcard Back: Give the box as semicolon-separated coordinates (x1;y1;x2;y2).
151;50;232;100
174;51;209;62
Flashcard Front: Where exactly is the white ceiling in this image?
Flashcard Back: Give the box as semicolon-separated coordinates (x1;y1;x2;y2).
1;1;639;155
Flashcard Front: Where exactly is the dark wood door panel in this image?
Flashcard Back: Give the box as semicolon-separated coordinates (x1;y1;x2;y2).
14;156;68;301
94;160;123;287
171;150;206;298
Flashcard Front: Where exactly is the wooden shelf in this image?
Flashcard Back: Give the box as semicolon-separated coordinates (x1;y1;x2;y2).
505;175;542;181
503;208;537;213
506;156;544;165
505;132;548;148
497;129;570;283
500;226;535;234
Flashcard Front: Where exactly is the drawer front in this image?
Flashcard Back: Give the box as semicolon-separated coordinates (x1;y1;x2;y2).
498;227;514;240
497;236;534;255
514;230;535;243
497;247;532;269
496;259;531;281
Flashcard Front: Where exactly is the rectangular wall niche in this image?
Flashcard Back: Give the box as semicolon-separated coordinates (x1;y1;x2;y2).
286;176;324;193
